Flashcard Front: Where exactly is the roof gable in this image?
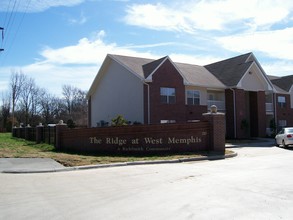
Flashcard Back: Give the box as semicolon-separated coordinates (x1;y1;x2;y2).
237;62;273;91
145;56;190;83
271;75;293;92
142;56;167;78
204;52;253;86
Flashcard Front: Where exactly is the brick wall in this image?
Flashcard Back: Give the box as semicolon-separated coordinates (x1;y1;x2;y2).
144;59;207;124
225;89;268;138
149;59;186;123
247;91;266;137
12;113;226;154
203;112;225;152
58;122;212;153
276;93;293;129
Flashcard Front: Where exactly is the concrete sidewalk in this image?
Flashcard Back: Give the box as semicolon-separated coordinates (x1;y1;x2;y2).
0;158;67;173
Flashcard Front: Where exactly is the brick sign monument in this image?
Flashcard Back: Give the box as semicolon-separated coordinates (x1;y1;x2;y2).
13;108;225;154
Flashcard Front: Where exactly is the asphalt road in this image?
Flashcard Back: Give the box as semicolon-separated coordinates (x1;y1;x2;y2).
1;140;293;220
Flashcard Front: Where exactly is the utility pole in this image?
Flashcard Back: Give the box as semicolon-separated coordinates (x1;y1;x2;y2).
0;27;4;52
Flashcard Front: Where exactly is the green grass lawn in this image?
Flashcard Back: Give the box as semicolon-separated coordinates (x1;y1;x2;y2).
0;133;230;167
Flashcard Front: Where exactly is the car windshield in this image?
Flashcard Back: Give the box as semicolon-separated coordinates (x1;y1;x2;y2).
286;128;293;133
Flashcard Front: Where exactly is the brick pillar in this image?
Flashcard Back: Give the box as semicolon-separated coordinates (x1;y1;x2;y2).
12;127;17;137
55;120;68;150
25;125;33;140
202;106;225;153
17;127;21;138
36;123;44;144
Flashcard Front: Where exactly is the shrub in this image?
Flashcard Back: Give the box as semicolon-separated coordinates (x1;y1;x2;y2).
111;115;128;126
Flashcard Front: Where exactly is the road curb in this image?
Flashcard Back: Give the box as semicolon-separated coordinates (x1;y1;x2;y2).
2;152;238;174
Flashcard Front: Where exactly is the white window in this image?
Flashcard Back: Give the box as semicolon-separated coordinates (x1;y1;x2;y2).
160;87;176;104
278;96;286;108
278;120;287;128
186;90;200;105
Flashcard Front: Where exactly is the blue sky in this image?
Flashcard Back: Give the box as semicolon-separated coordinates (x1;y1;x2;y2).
1;0;293;96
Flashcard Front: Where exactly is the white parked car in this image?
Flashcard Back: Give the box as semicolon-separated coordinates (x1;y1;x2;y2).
275;127;293;148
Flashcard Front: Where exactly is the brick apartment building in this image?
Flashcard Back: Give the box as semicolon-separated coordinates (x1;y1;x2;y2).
87;52;293;139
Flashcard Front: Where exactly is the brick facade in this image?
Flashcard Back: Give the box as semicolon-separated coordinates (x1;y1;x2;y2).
148;59;186;123
88;54;289;139
144;59;207;124
225;88;267;139
276;94;293;129
143;60;270;139
244;91;266;137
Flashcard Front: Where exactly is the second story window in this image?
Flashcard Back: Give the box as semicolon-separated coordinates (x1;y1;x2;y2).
160;87;176;104
278;96;286;108
186;90;200;105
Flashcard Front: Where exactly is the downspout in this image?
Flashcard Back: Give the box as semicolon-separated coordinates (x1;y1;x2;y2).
229;88;237;139
143;81;150;124
274;92;277;132
88;95;91;128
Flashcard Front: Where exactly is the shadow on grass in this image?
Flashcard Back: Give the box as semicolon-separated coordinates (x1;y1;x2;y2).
8;136;227;166
52;148;224;159
11;138;218;159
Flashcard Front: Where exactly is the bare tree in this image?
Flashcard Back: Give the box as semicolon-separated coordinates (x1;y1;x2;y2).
17;76;45;126
72;89;88;126
18;77;36;125
10;71;26;128
62;84;88;126
40;90;60;124
62;84;75;116
30;86;43;124
7;75;88;128
1;92;11;131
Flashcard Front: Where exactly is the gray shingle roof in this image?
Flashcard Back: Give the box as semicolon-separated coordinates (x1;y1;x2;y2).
204;52;253;86
111;54;226;88
142;56;167;78
110;54;153;78
271;75;293;92
175;62;226;88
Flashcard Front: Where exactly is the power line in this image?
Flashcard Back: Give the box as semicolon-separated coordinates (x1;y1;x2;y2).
0;27;4;52
0;0;32;64
1;0;14;27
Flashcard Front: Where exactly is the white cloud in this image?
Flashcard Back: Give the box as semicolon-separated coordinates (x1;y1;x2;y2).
0;0;85;13
1;27;292;97
124;3;196;33
217;27;293;61
68;11;88;25
263;61;293;77
40;30;159;66
0;30;166;96
0;81;8;93
0;29;224;96
124;0;293;32
23;63;98;95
